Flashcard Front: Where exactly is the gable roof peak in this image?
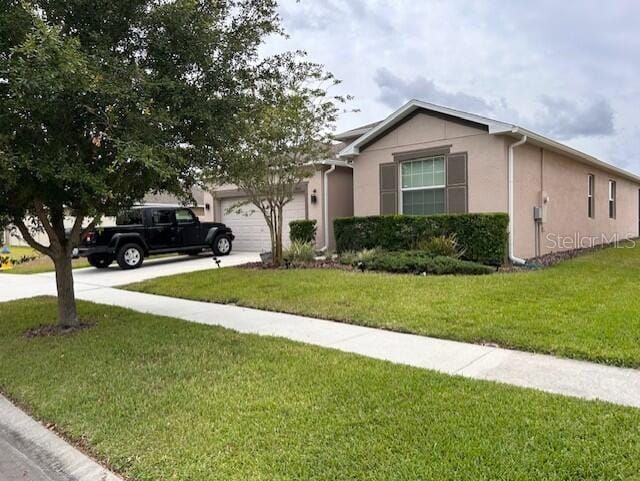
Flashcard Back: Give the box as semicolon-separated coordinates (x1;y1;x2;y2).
337;99;640;183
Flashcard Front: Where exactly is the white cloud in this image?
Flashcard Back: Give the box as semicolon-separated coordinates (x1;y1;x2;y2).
264;0;640;170
530;96;615;140
374;68;494;114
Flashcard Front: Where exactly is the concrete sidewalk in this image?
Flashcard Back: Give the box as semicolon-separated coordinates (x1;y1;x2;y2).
76;286;640;408
2;254;640;409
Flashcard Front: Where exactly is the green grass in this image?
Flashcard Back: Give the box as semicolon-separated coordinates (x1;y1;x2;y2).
0;246;90;274
1;298;640;480
2;245;37;259
128;243;640;368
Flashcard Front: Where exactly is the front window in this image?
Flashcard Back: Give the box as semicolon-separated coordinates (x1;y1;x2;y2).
609;180;616;219
401;156;446;215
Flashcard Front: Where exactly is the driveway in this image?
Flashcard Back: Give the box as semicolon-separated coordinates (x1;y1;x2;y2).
0;251;259;302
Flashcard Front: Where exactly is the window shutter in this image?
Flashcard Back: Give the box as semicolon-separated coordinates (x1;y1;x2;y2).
446;153;468;213
379;163;398;215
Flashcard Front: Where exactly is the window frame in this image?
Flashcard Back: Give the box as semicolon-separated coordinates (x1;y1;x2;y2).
175;208;197;224
115;209;144;226
399;155;446;215
609;179;617;219
151;208;175;226
587;174;595;219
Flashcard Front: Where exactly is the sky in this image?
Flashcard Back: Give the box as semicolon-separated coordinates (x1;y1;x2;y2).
262;0;640;173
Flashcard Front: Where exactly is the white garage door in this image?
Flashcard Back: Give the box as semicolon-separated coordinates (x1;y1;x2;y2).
221;194;307;252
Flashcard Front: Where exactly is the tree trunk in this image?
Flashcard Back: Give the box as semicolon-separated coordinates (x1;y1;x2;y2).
269;209;277;265
53;252;79;327
275;205;284;265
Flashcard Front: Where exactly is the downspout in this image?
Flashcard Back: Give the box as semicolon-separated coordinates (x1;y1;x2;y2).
508;132;528;265
322;165;337;251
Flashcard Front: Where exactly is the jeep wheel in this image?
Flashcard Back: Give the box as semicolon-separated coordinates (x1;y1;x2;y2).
87;254;113;269
212;235;232;256
116;243;144;269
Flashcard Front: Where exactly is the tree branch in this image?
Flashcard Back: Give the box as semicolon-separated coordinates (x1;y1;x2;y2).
79;217;99;238
33;200;60;249
13;219;55;258
69;214;98;254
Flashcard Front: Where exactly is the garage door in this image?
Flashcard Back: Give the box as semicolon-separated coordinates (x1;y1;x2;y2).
221;194;307;252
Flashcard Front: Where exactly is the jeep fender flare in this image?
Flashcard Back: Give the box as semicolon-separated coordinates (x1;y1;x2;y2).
204;227;221;245
109;233;149;255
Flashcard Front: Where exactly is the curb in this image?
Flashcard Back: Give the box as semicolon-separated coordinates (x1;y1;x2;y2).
0;395;123;481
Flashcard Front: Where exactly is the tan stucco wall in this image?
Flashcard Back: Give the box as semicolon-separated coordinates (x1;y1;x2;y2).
306;169;325;247
326;166;354;250
514;145;639;258
351;110;639;261
201;192;214;221
352;112;509;216
512;144;542;259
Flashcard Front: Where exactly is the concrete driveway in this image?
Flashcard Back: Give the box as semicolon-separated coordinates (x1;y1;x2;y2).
0;251;259;302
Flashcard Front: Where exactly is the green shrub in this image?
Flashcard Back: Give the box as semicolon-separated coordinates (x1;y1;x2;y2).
338;248;379;266
417;234;465;258
289;220;317;243
363;251;494;275
283;241;316;263
334;213;508;265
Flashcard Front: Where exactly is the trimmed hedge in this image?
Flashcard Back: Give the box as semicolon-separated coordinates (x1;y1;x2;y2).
289;219;317;243
334;213;508;265
362;251;494;275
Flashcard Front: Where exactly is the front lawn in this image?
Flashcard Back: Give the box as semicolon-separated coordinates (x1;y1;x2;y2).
0;246;90;274
1;298;639;480
128;243;640;367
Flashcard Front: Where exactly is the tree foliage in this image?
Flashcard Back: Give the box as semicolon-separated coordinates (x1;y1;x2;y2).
0;0;282;325
211;55;346;264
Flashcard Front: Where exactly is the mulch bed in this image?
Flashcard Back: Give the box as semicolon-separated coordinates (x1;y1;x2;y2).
24;322;95;338
242;259;356;271
526;237;639;268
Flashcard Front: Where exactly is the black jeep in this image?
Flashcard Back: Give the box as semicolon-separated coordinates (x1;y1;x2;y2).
78;206;234;269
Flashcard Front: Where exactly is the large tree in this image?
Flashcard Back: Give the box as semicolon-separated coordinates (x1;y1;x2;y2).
0;0;281;326
212;56;345;265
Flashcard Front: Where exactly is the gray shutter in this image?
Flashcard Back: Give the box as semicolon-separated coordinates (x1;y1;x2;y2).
379;163;398;215
446;153;468;213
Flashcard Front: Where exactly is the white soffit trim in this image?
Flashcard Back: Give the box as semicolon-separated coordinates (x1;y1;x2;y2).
338;99;640;184
304;158;353;168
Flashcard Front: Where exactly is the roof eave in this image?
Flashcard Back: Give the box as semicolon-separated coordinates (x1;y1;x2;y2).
337;99;640;183
505;127;640;183
337;99;513;159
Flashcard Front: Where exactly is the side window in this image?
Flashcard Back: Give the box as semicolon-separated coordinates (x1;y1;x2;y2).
116;210;143;226
152;209;174;225
587;174;595;218
175;209;196;224
609;180;616;219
